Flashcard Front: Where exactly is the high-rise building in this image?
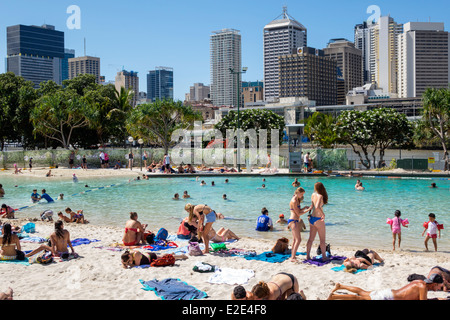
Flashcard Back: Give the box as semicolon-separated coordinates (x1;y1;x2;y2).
398;22;449;98
62;49;75;82
68;56;101;84
373;16;403;94
264;7;307;102
242;81;264;106
279;47;337;106
189;83;210;102
354;21;375;84
115;70;139;107
210;29;241;107
147;67;174;102
324;39;363;104
6;24;64;88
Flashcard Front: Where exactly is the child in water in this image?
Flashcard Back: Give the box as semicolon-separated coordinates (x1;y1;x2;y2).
387;210;409;251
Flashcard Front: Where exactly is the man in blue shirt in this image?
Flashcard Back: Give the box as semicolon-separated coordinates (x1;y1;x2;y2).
31;189;41;203
40;189;54;203
256;207;273;232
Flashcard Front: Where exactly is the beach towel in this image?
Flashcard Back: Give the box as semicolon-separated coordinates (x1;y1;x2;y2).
139;278;208;300
331;263;382;273
302;255;347;267
208;268;255;285
143;240;178;252
0;258;30;266
70;238;100;247
243;251;305;263
20;236;47;243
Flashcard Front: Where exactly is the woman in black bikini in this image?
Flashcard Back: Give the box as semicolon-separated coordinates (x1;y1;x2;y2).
343;249;384;273
121;250;187;268
251;273;306;300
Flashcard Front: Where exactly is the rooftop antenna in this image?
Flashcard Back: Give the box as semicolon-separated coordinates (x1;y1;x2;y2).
282;6;288;19
84;38;86;56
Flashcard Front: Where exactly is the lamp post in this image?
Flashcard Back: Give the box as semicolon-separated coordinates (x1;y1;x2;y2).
138;138;144;171
229;67;248;172
128;136;134;170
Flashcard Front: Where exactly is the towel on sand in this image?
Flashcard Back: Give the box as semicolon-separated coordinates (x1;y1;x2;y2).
331;263;381;273
71;238;100;247
208;268;255;285
0;258;30;266
302;255;347;267
243;251;305;263
139;278;207;300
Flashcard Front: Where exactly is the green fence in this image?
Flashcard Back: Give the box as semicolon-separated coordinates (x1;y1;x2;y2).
396;159;429;171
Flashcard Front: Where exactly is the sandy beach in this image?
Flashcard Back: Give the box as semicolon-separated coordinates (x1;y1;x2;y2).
1;167;449;301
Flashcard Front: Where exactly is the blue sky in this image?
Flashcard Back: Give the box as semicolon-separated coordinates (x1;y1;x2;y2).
1;0;449;100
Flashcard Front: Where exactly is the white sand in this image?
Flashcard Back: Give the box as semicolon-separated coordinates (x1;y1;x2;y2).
0;219;448;300
1;168;449;300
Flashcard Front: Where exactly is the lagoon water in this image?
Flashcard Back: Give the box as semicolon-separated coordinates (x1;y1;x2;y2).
2;174;449;251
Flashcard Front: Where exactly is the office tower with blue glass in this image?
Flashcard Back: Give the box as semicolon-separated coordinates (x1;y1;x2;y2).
62;49;75;82
6;24;65;88
147;67;174;102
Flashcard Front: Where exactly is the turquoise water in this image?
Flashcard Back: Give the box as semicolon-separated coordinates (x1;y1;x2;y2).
1;174;449;251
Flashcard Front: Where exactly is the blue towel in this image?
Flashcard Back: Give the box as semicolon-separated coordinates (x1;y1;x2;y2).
140;278;208;300
243;251;305;263
70;238;100;247
0;258;30;266
331;263;381;273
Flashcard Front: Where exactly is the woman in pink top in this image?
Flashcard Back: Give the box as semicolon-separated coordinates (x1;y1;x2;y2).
387;210;409;251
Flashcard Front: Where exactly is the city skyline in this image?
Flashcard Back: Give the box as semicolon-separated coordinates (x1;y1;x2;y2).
1;0;449;101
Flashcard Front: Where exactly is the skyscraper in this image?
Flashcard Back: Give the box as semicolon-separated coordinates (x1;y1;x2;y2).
279;47;337;106
6;24;64;88
264;7;307;102
210;29;241;107
62;49;75;82
324;39;363;104
354;21;375;84
68;56;101;84
373;16;403;94
147;67;174;102
115;70;139;107
189;83;210;102
398;22;449;98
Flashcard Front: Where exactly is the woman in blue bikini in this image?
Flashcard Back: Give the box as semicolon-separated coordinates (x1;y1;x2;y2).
288;187;311;262
306;182;328;261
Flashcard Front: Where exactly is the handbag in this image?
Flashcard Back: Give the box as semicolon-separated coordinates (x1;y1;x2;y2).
188;242;203;256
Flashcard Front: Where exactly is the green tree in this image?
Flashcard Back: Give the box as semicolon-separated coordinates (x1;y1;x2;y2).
126;99;202;154
420;87;450;171
30;89;91;149
304;112;338;149
215;109;285;145
0;72;39;150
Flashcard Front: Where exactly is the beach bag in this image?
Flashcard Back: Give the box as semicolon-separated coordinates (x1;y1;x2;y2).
188;242;203;256
37;251;53;264
22;223;35;233
156;228;168;241
150;254;175;267
145;232;155;245
316;243;331;256
272;237;289;254
193;262;216;273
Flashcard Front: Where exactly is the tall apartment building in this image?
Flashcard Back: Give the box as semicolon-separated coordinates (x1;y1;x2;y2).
147;67;174;102
324;39;363;104
264;7;307;102
6;24;64;88
115;70;139;107
210;29;241;107
68;56;101;84
373;16;403;94
279;47;337;106
242;81;264;106
354;21;374;84
62;49;75;82
189;83;210;102
398;22;449;98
